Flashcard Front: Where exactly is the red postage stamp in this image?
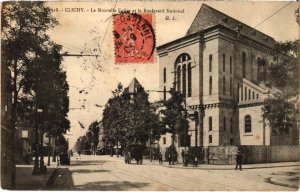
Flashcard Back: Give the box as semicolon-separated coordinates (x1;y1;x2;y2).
113;13;155;64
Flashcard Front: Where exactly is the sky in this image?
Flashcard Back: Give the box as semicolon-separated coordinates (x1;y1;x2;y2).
47;1;299;147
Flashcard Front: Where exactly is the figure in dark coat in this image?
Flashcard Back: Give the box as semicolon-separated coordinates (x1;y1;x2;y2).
158;152;163;164
235;152;243;171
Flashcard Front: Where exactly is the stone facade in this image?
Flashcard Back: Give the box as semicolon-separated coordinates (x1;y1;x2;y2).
157;4;298;149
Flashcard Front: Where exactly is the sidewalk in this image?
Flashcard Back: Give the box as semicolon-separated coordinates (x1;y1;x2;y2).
157;161;299;170
109;155;298;170
15;158;59;190
147;159;299;189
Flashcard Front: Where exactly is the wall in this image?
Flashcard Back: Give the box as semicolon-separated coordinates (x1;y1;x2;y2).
238;105;269;145
203;107;220;146
207;145;299;165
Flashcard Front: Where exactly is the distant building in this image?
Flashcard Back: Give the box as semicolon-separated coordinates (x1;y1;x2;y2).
96;121;107;154
157;4;298;149
123;77;144;95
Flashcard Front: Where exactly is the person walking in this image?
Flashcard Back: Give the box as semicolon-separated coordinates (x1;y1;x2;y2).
193;153;198;167
158;152;163;164
235;151;243;171
168;151;172;165
127;151;131;164
181;150;185;165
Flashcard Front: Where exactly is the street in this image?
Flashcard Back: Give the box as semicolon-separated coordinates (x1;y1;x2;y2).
46;155;297;190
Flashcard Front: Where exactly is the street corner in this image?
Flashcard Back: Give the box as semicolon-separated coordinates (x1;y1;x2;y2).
266;169;299;189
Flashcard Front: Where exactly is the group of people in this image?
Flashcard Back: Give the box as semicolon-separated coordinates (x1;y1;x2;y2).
123;147;243;170
165;149;178;165
181;150;199;167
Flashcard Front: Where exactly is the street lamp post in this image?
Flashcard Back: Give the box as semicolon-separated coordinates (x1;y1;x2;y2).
165;124;175;165
149;128;153;162
32;108;43;175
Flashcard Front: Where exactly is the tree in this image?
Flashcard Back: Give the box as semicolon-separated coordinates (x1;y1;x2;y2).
160;87;189;164
102;82;160;157
2;1;69;176
88;121;100;154
265;40;299;97
102;83;125;156
262;40;299;136
262;92;296;135
23;44;70;164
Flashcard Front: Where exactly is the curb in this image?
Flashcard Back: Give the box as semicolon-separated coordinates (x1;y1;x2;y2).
265;177;299;189
156;163;299;170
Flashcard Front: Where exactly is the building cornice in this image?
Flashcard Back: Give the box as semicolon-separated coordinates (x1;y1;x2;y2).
157;24;275;57
189;101;265;110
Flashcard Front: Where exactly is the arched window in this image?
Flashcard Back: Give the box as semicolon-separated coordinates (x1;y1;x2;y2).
237;83;240;101
182;64;186;96
177;66;181;91
209;116;212;131
244;87;247;101
245;115;251;133
242;52;246;78
230;56;232;74
230;77;232;96
248;89;251;100
223;54;226;72
175;53;191;94
241;85;243;101
163;67;166;83
223;116;226;131
188;63;192;97
209;54;212;72
257;58;267;82
223;76;226;94
209;76;212;95
230;117;233;133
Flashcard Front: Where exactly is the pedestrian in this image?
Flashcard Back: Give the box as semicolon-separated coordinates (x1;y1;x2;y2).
235;151;243;171
181;150;185;165
158;152;163;164
185;150;191;167
174;151;178;164
78;150;81;156
128;151;131;164
124;152;128;164
193;153;198;167
168;151;172;165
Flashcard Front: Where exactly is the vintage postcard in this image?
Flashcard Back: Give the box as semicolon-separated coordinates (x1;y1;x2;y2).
1;1;299;191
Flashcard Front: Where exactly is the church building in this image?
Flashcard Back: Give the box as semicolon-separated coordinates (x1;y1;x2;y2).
157;4;298;147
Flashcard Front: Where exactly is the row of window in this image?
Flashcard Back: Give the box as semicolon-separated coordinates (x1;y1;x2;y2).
209;54;233;74
210;52;266;81
164;52;265;99
237;84;259;102
208;76;233;96
208;115;252;133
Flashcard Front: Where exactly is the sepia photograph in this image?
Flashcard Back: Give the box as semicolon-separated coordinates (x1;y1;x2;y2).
1;0;299;191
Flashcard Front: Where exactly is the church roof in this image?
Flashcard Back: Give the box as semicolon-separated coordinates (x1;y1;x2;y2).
125;77;143;94
186;4;275;46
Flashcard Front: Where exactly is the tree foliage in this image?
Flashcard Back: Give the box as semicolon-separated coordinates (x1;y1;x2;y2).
265;40;299;97
262;92;296;135
262;40;299;135
160;87;189;146
2;1;70;137
102;82;160;149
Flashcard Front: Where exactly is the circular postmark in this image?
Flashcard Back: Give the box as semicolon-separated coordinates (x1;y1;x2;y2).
113;13;155;63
